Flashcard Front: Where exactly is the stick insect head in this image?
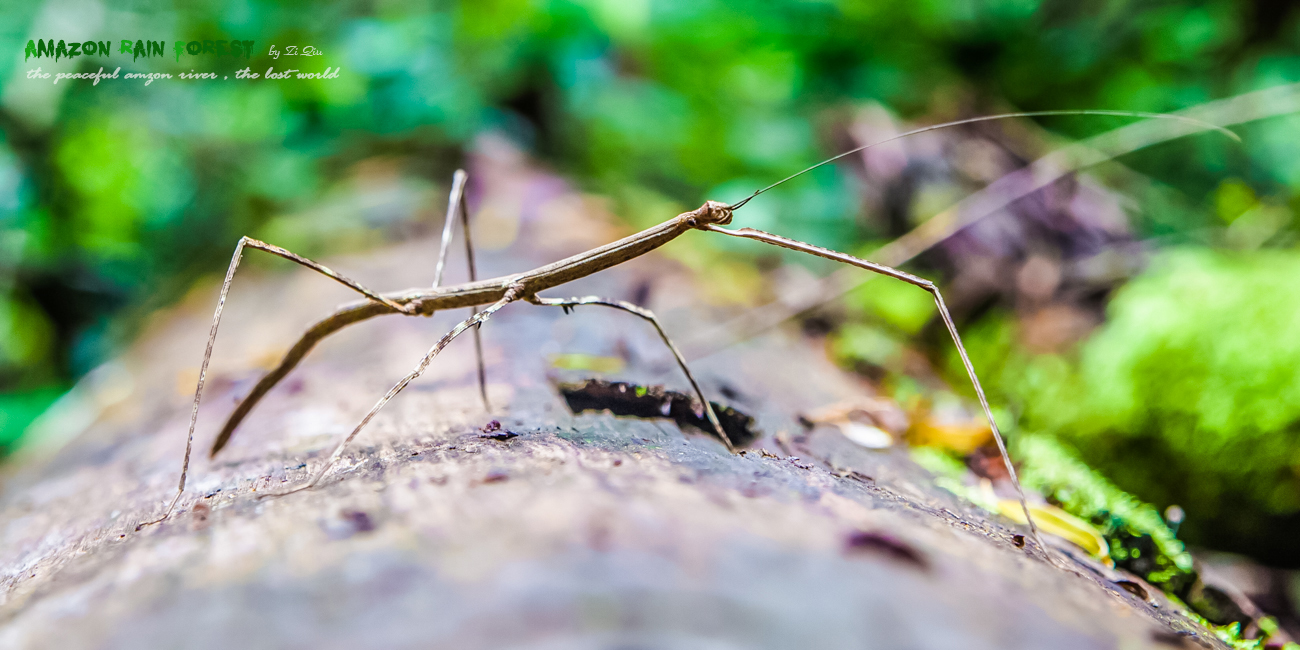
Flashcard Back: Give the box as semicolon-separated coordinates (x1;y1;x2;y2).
682;200;734;228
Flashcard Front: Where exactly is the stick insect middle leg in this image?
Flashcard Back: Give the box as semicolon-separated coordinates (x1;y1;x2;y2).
702;222;1050;561
526;294;735;451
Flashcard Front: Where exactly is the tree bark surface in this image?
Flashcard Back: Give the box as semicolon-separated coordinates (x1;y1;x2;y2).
0;232;1223;649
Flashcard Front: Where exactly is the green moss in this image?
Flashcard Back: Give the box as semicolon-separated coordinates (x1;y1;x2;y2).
1199;616;1284;650
914;430;1196;593
1013;435;1195;592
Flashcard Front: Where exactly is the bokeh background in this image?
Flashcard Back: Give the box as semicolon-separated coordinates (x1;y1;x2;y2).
2;0;1300;629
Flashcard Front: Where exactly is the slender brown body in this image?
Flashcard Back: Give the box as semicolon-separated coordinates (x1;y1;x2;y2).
209;202;731;455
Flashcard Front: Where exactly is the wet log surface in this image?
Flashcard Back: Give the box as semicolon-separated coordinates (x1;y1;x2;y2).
0;226;1225;649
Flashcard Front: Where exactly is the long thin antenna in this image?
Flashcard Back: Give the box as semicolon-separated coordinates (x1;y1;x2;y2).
727;110;1238;211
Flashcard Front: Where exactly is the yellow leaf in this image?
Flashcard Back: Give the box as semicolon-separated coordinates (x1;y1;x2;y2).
999;500;1113;567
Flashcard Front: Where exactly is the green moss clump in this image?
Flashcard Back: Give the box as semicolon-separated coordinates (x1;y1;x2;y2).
1014;435;1195;592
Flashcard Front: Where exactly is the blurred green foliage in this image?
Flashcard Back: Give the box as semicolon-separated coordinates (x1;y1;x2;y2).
2;0;1300;566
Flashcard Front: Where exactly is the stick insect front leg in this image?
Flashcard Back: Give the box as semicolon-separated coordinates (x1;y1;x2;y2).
527;294;735;451
702;223;1050;561
264;286;523;497
137;237;420;529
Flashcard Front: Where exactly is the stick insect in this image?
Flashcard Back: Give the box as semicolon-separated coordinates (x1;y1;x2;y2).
137;110;1235;562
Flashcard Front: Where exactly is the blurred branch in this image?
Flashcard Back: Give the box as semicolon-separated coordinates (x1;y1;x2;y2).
684;83;1300;360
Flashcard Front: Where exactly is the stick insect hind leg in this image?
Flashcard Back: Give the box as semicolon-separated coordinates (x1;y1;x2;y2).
527;294;735;451
137;238;422;529
702;222;1052;563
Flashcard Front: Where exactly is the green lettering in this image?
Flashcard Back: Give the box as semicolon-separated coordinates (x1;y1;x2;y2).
201;40;214;55
23;40;36;61
38;39;54;59
133;40;145;61
120;40;132;55
173;41;184;62
55;40;67;62
97;41;109;57
148;40;163;57
242;40;254;59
